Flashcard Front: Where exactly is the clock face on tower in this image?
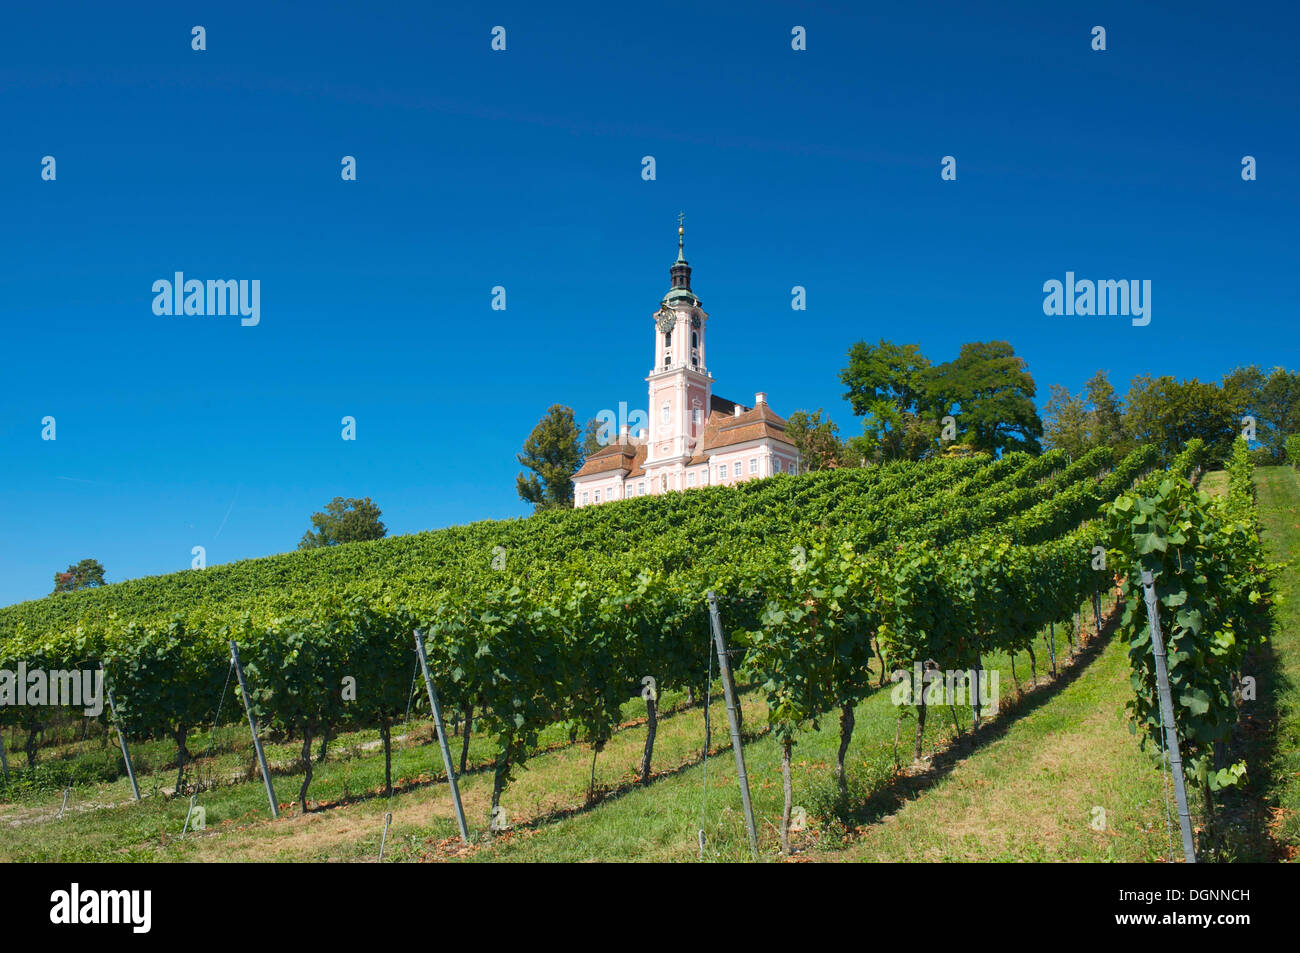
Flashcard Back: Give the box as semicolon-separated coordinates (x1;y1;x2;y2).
656;305;677;334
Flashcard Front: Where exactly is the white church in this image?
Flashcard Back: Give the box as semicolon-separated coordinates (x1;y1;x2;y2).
572;224;800;507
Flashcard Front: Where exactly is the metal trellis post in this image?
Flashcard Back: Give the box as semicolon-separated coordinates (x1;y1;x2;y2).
100;662;140;801
229;641;279;818
413;629;470;844
1140;570;1196;863
706;591;759;859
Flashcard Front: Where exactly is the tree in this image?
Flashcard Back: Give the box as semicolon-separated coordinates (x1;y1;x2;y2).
855;412;941;463
1042;385;1090;457
1123;375;1237;463
1083;370;1125;449
1042;371;1127;459
1260;368;1300;461
785;409;845;470
1223;365;1265;415
298;497;387;550
52;558;106;594
924;341;1043;454
581;416;605;457
1225;366;1300;462
839;340;932;460
516;404;582;512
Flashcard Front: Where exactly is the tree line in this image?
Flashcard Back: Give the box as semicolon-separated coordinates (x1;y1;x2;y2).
511;337;1298;511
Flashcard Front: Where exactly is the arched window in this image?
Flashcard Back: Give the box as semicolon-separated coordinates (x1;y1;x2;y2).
661;401;670;424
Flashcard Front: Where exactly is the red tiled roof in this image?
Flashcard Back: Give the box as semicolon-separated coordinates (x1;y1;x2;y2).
700;400;795;451
572;441;647;478
574;398;795;479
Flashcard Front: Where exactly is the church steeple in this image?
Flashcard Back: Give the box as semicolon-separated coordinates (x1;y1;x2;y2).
668;213;694;298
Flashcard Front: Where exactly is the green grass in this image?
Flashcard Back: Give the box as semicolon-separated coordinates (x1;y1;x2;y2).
1252;466;1300;858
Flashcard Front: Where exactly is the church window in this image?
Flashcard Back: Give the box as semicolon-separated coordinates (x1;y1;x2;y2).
719;463;728;479
688;472;696;486
750;458;758;474
661;401;670;424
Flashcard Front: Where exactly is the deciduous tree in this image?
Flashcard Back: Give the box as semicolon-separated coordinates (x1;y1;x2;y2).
299;497;387;550
785;409;845;470
52;558;106;594
924;341;1043;454
1042;385;1090;457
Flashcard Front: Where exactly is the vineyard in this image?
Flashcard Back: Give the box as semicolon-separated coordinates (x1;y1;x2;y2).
0;438;1279;860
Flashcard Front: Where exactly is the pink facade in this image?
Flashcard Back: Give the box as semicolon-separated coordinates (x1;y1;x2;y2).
572;227;799;507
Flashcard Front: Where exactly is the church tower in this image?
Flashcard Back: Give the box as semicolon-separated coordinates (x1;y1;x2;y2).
569;217;798;508
644;219;712;483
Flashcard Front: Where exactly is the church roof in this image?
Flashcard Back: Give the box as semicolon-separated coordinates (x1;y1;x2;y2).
700;400;796;453
572;441;646;479
709;394;743;417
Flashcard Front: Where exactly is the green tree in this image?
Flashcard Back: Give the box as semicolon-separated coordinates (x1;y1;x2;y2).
298;497;387;550
785;409;845;470
1042;384;1090;457
52;558;106;593
839;340;932;460
1223;365;1265;414
517;404;583;512
1223;365;1300;462
859;412;942;463
581;416;605;457
1257;368;1300;461
1123;375;1237;463
1083;370;1125;449
924;341;1043;454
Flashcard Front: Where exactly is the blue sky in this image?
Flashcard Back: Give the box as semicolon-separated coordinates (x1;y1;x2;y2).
2;1;1297;607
